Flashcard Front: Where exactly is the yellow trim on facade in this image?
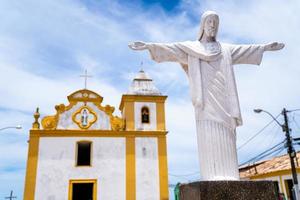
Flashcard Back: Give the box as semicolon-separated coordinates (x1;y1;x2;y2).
248;168;300;179
126;136;136;200
284;179;291;198
124;101;135;130
158;136;169;200
68;179;97;200
119;95;167;111
30;129;167;137
32;107;40;129
23;135;40;200
75;140;93;167
279;175;285;194
68;89;103;103
156;102;166;131
41;89;124;131
41;102;76;130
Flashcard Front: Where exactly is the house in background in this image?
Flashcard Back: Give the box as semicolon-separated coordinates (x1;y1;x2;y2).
239;152;300;200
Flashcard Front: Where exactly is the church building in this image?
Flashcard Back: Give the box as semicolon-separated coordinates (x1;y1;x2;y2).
23;70;169;200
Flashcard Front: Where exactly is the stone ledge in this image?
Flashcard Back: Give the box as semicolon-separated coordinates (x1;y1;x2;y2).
179;181;278;200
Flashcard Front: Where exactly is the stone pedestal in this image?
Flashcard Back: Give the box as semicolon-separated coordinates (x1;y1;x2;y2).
179;181;278;200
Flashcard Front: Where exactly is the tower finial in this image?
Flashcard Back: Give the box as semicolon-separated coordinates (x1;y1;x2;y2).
139;61;144;72
32;107;40;129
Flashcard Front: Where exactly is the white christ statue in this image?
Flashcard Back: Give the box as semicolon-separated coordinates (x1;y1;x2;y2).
129;11;284;180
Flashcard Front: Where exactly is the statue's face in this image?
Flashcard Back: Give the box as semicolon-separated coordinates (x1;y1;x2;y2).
203;15;218;38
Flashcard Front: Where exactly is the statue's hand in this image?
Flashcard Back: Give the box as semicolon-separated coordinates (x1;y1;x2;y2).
264;42;285;51
128;41;148;50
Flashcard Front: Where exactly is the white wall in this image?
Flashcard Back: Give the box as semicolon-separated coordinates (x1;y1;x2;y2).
35;137;126;200
134;102;157;131
136;137;160;200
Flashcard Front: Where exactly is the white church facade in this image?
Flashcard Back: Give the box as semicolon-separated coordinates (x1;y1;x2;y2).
23;70;169;200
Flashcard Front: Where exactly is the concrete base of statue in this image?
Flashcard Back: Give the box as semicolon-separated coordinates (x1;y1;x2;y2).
179;181;278;200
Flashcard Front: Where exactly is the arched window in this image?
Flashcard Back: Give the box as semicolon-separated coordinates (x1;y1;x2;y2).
76;141;92;166
141;107;150;123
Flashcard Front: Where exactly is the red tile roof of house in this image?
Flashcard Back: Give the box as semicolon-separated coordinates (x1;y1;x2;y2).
239;152;300;178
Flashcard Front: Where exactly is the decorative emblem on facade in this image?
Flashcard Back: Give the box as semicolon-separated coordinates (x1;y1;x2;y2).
40;89;125;131
72;106;97;129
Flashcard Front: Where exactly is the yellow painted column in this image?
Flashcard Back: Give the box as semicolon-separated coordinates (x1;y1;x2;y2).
158;135;169;200
23;134;40;200
126;136;136;200
125;102;135;131
279;176;285;195
156;102;166;131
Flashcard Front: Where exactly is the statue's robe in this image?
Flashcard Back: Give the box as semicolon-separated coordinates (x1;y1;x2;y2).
147;41;264;180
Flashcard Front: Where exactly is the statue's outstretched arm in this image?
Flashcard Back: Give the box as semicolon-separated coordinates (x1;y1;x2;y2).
128;41;148;51
230;42;285;65
128;41;188;64
263;42;285;51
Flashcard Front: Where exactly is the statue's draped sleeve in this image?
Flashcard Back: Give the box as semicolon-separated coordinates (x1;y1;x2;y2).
147;42;204;108
146;43;188;72
229;44;265;65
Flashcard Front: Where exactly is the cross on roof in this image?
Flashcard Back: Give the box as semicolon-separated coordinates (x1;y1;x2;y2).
79;69;93;89
5;191;17;200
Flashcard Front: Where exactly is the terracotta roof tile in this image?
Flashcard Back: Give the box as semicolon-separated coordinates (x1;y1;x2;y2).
239;152;300;178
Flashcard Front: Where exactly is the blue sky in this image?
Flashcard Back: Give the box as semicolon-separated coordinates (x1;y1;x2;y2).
1;0;300;199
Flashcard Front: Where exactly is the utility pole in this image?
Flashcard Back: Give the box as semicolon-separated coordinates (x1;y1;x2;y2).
254;107;300;199
282;108;299;200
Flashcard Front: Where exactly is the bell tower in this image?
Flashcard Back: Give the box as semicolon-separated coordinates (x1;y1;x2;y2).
119;69;169;200
119;69;167;131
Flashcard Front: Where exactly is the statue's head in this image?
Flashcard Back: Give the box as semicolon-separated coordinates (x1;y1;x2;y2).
198;11;219;41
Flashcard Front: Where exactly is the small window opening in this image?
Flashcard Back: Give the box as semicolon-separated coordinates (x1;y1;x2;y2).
72;183;94;200
69;180;97;200
76;141;92;166
141;107;150;123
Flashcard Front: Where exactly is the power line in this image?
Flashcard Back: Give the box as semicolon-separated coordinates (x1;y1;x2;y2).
239;139;285;166
238;113;281;150
246;140;285;162
265;146;286;160
264;125;282;150
239;145;285;167
253;146;285;163
292;114;300;130
288;108;300;112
